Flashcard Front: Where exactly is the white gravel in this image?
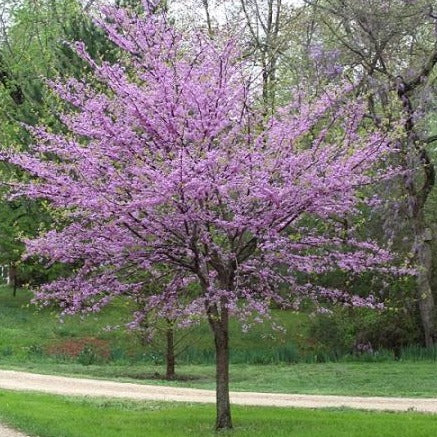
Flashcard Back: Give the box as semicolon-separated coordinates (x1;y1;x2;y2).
0;423;30;437
0;369;437;414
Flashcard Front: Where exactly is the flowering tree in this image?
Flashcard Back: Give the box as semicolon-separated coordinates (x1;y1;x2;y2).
5;1;399;430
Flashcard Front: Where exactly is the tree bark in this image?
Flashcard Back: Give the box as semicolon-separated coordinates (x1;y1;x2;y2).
201;0;213;37
9;262;17;297
396;76;436;346
165;323;176;380
208;305;232;430
414;221;435;347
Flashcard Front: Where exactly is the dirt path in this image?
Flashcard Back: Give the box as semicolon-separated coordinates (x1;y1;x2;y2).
1;369;437;414
0;423;30;437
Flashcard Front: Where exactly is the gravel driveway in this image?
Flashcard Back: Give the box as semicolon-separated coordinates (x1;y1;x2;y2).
1;369;437;413
0;423;30;437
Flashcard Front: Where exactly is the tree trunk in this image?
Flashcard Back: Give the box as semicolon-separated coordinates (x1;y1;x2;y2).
414;222;435;347
165;323;176;380
209;306;232;430
9;262;17;297
395;76;436;347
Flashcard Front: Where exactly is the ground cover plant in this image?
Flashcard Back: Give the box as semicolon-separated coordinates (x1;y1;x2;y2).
0;391;436;437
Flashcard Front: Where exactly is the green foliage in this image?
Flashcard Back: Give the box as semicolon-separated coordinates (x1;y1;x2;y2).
308;312;354;360
0;285;309;366
308;304;420;361
0;198;58;287
0;0;118;285
0;285;433;371
400;345;437;361
77;345;99;366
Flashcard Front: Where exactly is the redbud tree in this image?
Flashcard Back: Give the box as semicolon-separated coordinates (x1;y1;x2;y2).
7;1;399;430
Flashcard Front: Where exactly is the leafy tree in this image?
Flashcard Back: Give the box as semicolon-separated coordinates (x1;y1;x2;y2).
5;2;403;429
0;0;116;288
300;0;437;347
173;0;302;110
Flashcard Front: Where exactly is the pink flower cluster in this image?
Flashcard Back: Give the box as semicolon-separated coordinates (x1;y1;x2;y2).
6;1;401;327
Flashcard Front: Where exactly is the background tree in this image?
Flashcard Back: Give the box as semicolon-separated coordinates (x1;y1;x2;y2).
300;0;437;347
170;0;303;111
0;0;117;289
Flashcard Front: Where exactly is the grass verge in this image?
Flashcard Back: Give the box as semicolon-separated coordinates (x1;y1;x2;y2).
0;390;436;437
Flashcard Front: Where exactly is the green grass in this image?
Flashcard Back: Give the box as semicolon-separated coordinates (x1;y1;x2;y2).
0;285;307;365
0;287;132;359
4;285;437;399
4;361;437;398
0;390;436;437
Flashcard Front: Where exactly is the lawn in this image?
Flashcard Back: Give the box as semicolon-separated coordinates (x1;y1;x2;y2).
0;390;436;437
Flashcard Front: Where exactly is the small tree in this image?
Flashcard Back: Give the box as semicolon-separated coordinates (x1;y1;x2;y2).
131;270;198;380
7;1;400;430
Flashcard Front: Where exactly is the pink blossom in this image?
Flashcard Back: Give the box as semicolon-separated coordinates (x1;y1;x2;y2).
4;3;405;328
